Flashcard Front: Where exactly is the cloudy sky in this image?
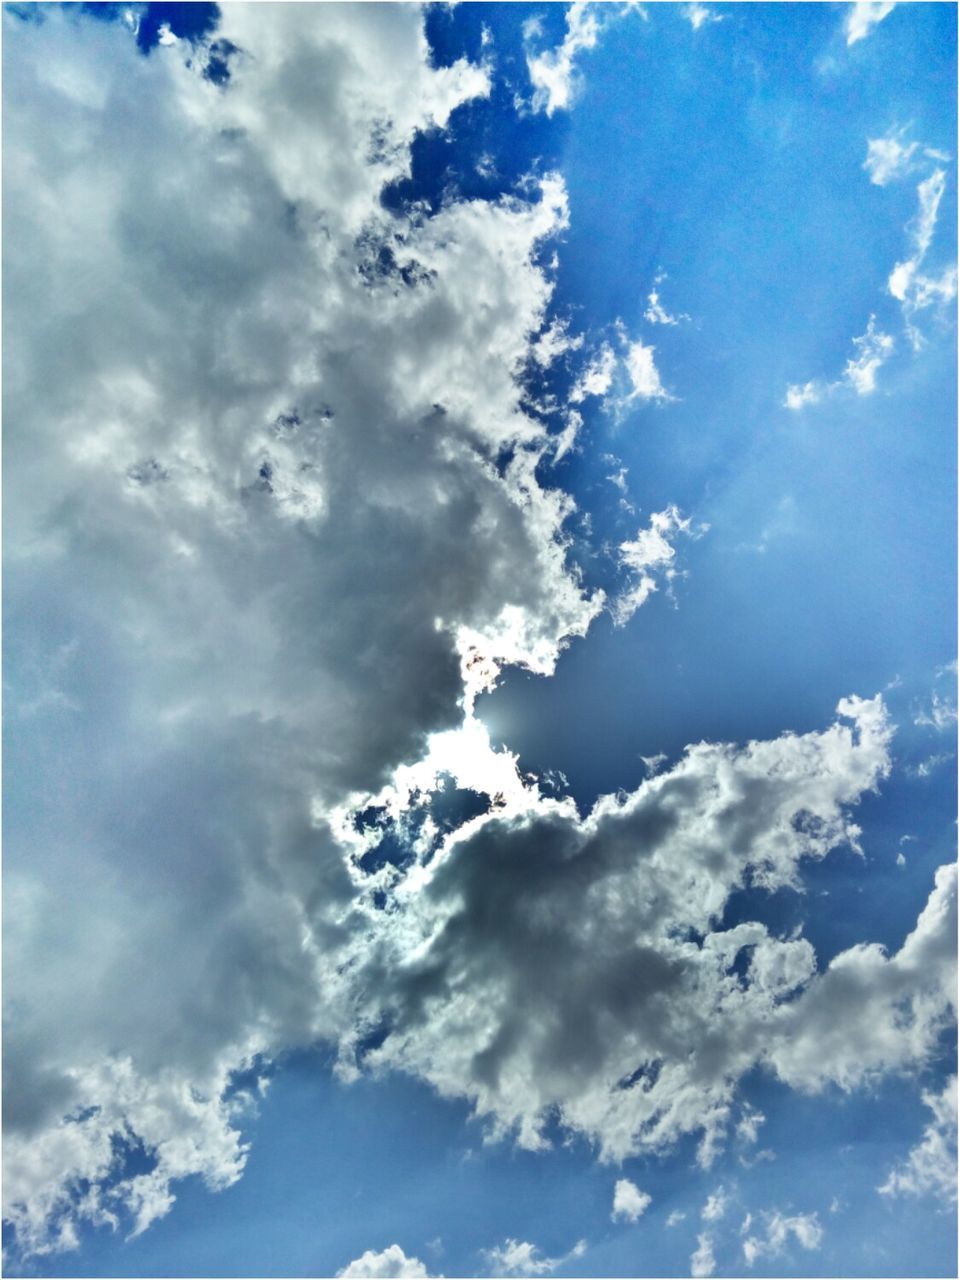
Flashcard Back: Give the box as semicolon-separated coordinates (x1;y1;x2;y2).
3;2;956;1277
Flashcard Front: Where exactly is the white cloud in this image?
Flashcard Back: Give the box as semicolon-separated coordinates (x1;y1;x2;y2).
625;338;671;401
888;170;958;345
612;1178;652;1222
701;1187;727;1222
864;129;920;186
330;696;949;1174
742;1210;823;1265
644;275;690;326
482;1238;586;1277
570;343;618;403
842;315;896;395
338;1245;432;1278
612;505;705;625
880;1076;958;1203
784;315;893;408
666;1210;687;1227
845;2;896;46
525;2;602;116
691;1233;716;1277
683;4;723;31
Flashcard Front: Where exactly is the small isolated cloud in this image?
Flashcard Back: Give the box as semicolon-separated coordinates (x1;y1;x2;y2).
702;1187;728;1222
525;2;602;116
612;1178;652;1223
736;1105;766;1146
845;2;896;46
880;1076;958;1203
842;315;896;395
691;1233;716;1277
625;338;671;401
482;1239;587;1277
742;1210;823;1266
683;3;723;30
613;505;706;625
337;1245;432;1279
570;343;617;403
644;274;690;326
862;128;942;187
784;315;893;408
666;1210;687;1227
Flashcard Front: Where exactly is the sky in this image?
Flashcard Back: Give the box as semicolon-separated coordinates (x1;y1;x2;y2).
2;3;956;1278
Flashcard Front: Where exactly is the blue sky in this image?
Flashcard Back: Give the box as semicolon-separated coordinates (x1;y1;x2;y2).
3;3;956;1278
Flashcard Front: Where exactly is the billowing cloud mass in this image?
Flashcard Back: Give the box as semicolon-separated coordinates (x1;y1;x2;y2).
611;1178;652;1223
880;1077;958;1204
844;2;896;47
3;3;956;1268
337;1246;432;1279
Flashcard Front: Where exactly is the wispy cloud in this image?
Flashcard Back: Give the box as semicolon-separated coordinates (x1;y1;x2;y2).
784;315;894;409
880;1077;958;1204
742;1210;823;1266
844;2;896;46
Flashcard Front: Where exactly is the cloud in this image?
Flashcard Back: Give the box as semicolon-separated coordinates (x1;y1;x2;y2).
888;170;958;345
338;1245;432;1278
665;1210;687;1227
644;275;689;326
525;2;602;116
625;338;671;401
701;1187;727;1222
331;695;954;1174
682;4;723;31
612;505;706;625
611;1178;652;1222
879;1076;958;1204
861;128;947;187
524;3;643;116
784;316;893;408
742;1210;823;1265
570;343;618;403
691;1233;716;1277
844;2;896;46
482;1238;587;1277
2;4;598;1257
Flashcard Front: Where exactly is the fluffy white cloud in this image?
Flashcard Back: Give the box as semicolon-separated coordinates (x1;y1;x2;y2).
880;1077;958;1204
525;2;606;116
611;1178;652;1222
742;1209;823;1265
701;1187;727;1222
570;343;618;403
690;1233;716;1277
337;1245;432;1279
844;2;896;46
682;4;723;32
482;1238;586;1277
625;338;671;402
863;129;927;186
